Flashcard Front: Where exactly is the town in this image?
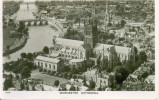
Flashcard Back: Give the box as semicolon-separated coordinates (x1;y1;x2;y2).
3;0;155;91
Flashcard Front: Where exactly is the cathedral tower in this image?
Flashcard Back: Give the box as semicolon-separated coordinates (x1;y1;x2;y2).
84;17;98;49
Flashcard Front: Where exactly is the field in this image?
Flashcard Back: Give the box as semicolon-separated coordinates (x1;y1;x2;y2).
31;70;69;86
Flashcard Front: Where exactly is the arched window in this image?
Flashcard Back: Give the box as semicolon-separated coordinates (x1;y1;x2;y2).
49;64;51;69
80;51;83;59
38;62;40;66
45;63;47;68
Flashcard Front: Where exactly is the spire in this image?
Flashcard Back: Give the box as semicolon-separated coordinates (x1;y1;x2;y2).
27;3;29;10
104;0;109;32
100;44;104;64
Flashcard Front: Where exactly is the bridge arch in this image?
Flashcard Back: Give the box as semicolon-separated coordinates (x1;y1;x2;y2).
37;21;40;25
31;21;34;26
18;19;48;26
25;22;29;26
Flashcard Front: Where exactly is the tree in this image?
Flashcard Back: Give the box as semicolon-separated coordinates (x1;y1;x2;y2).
43;46;49;54
54;80;60;87
121;20;126;27
64;73;68;78
73;74;77;79
139;51;147;63
109;34;115;40
71;66;79;74
21;53;26;58
107;41;113;45
17;21;25;33
89;79;96;89
23;27;28;35
6;45;10;50
52;71;56;75
26;53;33;60
20;83;25;90
20;66;31;79
63;65;70;72
44;69;47;72
3;79;13;90
114;66;129;84
69;85;76;91
83;75;87;86
141;72;149;79
39;68;43;72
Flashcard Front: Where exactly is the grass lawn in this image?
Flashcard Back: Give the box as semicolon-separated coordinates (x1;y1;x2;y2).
3;26;16;51
31;70;69;86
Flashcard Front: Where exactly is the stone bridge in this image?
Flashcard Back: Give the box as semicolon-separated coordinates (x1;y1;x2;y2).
17;19;48;26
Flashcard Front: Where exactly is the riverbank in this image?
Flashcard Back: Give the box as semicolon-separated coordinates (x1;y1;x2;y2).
3;35;28;56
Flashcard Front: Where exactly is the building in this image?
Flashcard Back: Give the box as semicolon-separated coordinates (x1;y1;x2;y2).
83;69;115;88
69;59;84;68
51;18;134;68
34;56;64;72
122;62;154;91
144;75;155;91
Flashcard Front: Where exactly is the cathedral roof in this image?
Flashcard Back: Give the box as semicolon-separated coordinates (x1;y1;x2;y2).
94;43;112;51
115;46;131;55
94;43;131;55
56;38;83;48
55;38;131;55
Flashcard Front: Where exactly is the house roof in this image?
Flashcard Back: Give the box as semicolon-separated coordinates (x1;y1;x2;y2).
36;56;60;63
145;75;155;84
69;59;84;63
129;74;138;79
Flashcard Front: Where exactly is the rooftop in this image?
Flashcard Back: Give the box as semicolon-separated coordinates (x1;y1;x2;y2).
56;38;84;48
35;56;60;63
69;59;84;63
55;38;131;55
144;75;155;84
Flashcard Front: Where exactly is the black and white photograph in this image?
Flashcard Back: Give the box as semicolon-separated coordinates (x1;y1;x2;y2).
1;0;157;96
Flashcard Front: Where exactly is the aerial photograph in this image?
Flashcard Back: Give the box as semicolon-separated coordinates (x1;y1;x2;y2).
3;0;155;91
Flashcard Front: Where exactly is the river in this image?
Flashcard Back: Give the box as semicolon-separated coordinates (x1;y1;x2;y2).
3;2;59;63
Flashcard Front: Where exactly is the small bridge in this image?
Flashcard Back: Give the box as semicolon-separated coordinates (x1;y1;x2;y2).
17;19;48;26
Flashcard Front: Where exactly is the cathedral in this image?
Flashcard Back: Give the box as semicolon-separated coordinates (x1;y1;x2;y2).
50;18;135;68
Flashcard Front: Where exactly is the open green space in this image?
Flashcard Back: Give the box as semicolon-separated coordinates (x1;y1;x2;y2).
31;70;69;86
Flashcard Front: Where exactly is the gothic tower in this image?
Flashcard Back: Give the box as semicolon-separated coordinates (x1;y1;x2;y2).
104;0;109;32
84;17;98;49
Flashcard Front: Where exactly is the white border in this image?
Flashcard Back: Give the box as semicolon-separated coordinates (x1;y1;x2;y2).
0;0;159;99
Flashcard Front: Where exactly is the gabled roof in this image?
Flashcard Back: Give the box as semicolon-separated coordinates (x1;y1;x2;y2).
94;43;112;51
56;38;83;48
94;43;131;55
36;56;60;63
144;75;155;84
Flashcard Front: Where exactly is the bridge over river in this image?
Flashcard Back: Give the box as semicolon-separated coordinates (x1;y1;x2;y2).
3;2;60;63
17;19;48;26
